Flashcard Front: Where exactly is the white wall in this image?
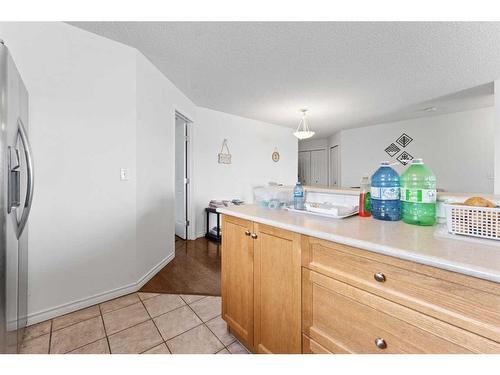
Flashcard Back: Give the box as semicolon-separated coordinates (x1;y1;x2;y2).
135;53;195;279
193;107;298;237
0;22;138;321
0;22;197;323
328;132;341;148
494;80;500;194
340;107;495;193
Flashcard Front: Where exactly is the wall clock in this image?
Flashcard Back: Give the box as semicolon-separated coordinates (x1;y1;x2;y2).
272;150;280;162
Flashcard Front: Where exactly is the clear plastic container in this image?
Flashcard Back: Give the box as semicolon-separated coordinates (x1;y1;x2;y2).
400;158;436;226
370;162;401;221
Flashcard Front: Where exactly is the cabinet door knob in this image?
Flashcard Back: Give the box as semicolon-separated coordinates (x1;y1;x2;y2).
374;272;386;282
244;230;251;236
251;233;258;239
375;338;387;349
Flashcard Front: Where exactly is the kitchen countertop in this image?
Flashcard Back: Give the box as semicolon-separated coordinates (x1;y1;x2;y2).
217;204;500;283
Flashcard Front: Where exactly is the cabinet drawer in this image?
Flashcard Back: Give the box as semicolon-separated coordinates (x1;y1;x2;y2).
302;236;500;342
302;269;500;353
302;334;332;354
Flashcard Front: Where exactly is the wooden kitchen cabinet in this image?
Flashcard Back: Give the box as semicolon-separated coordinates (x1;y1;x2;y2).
222;213;500;354
301;268;500;353
221;216;302;353
302;236;500;354
253;223;302;353
221;216;255;350
301;236;500;343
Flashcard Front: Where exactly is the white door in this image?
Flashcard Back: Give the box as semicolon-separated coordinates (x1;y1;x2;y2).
175;116;187;239
329;146;339;187
298;151;311;184
310;149;327;186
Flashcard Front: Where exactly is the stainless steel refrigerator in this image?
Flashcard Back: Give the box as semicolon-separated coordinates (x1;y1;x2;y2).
0;40;34;354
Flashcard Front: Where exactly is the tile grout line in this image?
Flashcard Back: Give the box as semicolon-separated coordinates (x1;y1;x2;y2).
99;295;144;315
64;336;108;354
162;321;205;349
48;319;53;354
64;293;155;354
56;295;142;354
184;298;227;353
179;295;207;305
56;315;107;354
49;302;108;334
151;296;212;353
99;303;112;354
138;294;172;354
141;296;214;345
103;312;150;338
203;314;237;349
154;298;206;353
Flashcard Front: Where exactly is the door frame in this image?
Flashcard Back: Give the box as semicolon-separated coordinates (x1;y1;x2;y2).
329;145;340;187
175;111;195;240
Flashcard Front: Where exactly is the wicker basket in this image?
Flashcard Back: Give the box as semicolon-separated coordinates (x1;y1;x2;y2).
444;203;500;240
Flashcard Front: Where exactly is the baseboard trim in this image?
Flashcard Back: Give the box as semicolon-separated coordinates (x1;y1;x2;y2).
195;231;206;239
26;252;175;325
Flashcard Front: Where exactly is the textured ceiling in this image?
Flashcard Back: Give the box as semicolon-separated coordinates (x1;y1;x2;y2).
69;22;500;137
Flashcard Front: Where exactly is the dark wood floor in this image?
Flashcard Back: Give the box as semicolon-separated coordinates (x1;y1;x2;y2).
140;236;221;296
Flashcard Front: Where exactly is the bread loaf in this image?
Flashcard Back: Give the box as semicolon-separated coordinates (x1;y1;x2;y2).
463;197;496;208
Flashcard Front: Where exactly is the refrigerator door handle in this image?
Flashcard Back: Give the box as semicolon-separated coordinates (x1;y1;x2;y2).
16;117;34;239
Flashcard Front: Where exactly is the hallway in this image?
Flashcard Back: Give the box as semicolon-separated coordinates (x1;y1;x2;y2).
140;237;221;296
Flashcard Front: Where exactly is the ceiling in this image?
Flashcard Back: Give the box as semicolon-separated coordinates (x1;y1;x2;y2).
69;22;500;137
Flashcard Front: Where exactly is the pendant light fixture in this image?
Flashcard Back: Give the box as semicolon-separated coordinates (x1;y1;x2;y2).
293;108;315;140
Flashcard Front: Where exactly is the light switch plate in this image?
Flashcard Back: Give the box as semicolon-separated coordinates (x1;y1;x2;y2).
120;168;129;181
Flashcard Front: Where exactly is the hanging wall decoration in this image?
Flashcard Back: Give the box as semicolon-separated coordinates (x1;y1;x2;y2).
218;139;232;164
384;143;400;157
272;147;280;162
397;151;414;166
396;133;413;148
384;133;415;165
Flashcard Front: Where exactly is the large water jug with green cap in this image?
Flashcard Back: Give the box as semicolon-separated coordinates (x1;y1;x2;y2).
400;158;436;226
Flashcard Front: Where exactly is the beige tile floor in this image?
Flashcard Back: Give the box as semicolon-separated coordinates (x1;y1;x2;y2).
19;292;249;354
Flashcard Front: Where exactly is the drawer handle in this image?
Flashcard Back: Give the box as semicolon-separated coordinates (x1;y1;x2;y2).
251;233;258;239
244;230;251;236
375;338;387;349
374;272;386;283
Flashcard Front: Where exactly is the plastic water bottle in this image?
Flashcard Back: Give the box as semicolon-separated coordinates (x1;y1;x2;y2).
400;158;437;226
370;162;401;221
293;182;305;210
358;175;371;217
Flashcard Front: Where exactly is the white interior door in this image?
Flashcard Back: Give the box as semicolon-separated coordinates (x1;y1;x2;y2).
310;149;327;186
298;151;311;184
329;146;339;187
175;116;187;239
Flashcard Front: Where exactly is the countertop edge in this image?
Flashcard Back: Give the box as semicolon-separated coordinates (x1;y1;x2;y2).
216;207;500;283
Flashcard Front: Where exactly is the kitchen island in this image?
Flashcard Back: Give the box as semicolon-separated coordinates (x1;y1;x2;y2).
217;204;500;354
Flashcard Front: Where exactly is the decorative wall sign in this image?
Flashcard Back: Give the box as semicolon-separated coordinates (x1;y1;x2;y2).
396;133;413;148
272;150;280;162
397;151;414;165
218;139;232;164
384;143;400;157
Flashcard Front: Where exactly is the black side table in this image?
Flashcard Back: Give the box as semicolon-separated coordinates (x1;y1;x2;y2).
205;207;221;242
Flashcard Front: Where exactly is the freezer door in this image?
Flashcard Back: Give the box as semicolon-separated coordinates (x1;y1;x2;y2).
0;42;30;354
